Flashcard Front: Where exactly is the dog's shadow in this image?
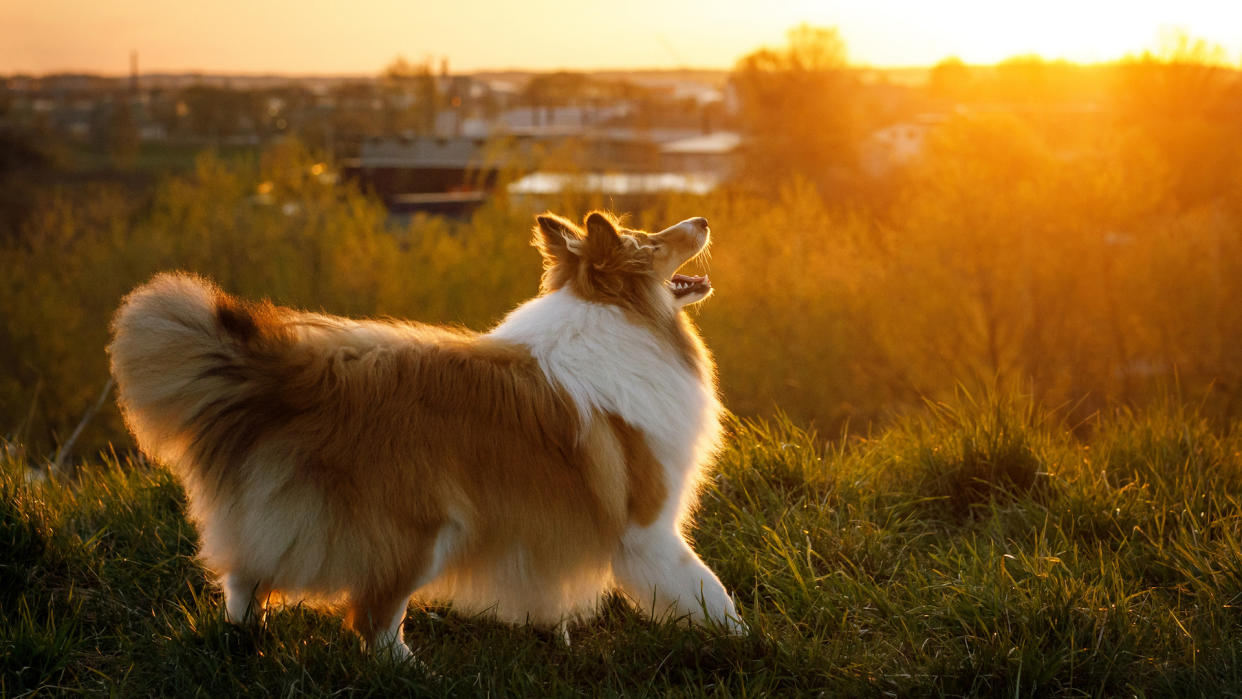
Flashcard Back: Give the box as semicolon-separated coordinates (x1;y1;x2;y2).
166;593;758;692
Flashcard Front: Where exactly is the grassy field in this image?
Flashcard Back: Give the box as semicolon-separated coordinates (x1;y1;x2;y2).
3;395;1241;696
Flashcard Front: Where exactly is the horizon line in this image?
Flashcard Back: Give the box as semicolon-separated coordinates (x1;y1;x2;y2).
6;55;1216;81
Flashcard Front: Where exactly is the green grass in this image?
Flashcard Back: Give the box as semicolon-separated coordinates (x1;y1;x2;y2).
4;397;1242;696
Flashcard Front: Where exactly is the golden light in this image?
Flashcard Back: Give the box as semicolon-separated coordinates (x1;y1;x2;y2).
2;0;1241;72
777;0;1242;66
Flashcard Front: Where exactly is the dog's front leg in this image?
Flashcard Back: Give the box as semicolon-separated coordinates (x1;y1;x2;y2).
613;527;745;634
223;572;269;624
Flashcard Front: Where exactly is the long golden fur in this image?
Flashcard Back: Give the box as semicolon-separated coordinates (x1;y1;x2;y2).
108;211;737;655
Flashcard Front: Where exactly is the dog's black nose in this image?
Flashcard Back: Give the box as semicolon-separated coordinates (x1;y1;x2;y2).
689;217;708;229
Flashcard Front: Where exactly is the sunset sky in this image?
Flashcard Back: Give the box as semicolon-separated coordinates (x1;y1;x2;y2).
3;0;1240;75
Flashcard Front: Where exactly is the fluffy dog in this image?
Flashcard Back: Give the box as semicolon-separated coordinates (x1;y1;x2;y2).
108;211;740;657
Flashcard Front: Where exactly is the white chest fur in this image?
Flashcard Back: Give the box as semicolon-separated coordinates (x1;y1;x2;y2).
489;289;722;497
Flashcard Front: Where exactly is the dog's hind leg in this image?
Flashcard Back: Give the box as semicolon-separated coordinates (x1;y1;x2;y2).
347;522;460;660
347;587;417;660
223;571;270;624
612;527;745;634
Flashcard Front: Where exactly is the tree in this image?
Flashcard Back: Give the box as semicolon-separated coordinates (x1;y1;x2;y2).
382;56;440;135
180;86;261;139
1113;32;1242;207
730;25;862;196
106;101;140;169
929;56;971;101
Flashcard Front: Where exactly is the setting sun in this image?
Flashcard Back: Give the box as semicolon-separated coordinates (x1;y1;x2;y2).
798;0;1242;66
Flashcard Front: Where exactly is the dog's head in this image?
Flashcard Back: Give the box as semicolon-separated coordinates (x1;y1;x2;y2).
533;211;712;316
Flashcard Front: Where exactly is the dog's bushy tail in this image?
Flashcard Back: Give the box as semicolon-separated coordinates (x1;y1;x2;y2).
109;272;301;475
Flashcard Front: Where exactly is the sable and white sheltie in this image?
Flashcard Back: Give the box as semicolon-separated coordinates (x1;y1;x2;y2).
108;211;741;657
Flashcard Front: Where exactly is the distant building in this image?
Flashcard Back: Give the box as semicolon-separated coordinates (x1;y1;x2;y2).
659;131;741;176
860;114;946;176
508;171;721;197
493;104;632;131
344;137;496;209
343;128;742;215
505;131;740;209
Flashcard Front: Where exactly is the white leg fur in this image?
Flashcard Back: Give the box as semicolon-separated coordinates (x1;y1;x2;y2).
371;602;414;661
367;523;459;660
223;573;265;624
613;527;745;634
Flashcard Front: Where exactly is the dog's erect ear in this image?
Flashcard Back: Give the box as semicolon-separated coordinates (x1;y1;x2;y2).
534;213;581;264
584;211;621;259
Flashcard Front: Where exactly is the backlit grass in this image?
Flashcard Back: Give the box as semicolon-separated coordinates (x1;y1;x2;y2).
3;396;1241;696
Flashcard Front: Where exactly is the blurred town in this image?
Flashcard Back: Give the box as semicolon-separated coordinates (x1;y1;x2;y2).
1;50;969;218
1;57;725;216
11;39;1228;224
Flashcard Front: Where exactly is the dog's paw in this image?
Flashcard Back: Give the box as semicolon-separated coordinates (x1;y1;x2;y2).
721;613;749;637
373;638;415;663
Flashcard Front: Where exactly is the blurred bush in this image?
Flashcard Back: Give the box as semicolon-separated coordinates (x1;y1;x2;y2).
0;140;539;455
5;46;1242;456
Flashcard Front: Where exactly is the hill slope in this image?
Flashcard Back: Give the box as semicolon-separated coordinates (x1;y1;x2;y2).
3;398;1241;696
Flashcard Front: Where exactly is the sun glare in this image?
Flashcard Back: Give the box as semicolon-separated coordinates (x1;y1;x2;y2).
783;0;1242;67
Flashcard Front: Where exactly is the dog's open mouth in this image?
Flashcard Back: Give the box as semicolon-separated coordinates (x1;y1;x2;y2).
668;273;711;299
